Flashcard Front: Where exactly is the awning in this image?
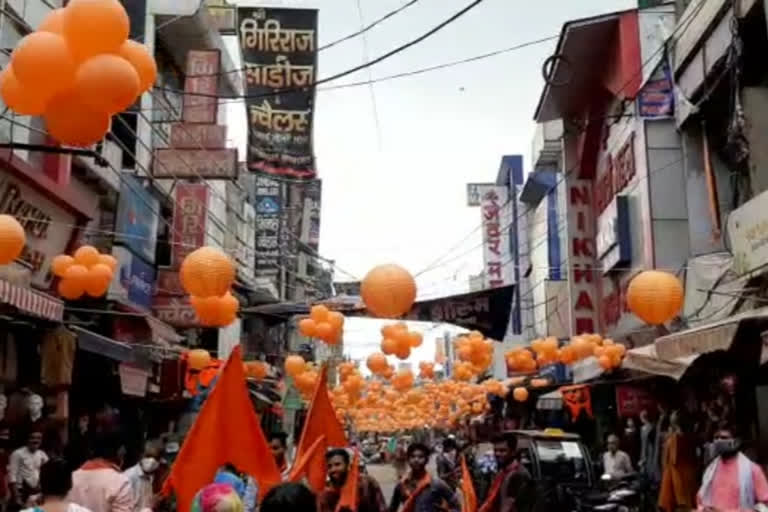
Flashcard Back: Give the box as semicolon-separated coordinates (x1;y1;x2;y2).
622;344;697;380
71;325;152;369
0;280;63;322
145;316;184;346
536;389;563;410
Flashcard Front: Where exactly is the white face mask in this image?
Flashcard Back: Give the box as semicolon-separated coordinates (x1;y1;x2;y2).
140;457;158;474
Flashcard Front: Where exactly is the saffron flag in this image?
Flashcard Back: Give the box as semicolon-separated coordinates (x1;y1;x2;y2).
335;450;360;512
461;455;477;512
161;347;281;512
290;365;347;492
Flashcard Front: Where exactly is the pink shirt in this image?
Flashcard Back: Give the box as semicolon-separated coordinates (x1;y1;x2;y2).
69;462;133;512
697;457;768;511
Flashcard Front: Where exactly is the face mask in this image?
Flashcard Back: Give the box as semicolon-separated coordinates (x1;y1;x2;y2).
140;457;159;473
713;439;739;457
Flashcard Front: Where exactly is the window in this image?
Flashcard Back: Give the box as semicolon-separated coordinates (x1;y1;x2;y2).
534;439;589;484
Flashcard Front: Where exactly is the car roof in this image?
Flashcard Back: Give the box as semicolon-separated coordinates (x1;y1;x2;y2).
511;429;581;440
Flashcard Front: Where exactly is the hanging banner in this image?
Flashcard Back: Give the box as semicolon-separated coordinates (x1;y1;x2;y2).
172;184;209;267
253;176;282;279
237;7;318;180
478;185;514;289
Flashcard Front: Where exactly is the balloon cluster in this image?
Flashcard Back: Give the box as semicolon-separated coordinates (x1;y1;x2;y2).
339;362;365;398
453;331;494;378
560;333;626;369
481;378;507;397
284;354;318;399
298;305;345;345
1;0;157;146
391;368;415;392
418;361;435;379
0;215;25;265
360;264;417;318
180;247;238;327
366;353;389;376
380;322;423;361
505;348;538;373
52;245;118;300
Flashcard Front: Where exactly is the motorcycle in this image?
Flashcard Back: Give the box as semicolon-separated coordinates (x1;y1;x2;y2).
568;474;644;512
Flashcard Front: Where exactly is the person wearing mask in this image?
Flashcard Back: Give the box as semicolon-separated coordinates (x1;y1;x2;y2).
260;483;316;512
122;442;160;512
319;449;386;512
388;443;458;512
22;458;90;512
69;432;132;512
697;426;768;511
436;438;460;490
267;432;290;481
477;433;534;512
9;430;49;509
603;434;633;479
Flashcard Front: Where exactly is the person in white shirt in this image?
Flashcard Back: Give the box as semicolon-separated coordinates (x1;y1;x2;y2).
21;458;90;512
122;442;160;512
603;434;633;479
9;430;49;507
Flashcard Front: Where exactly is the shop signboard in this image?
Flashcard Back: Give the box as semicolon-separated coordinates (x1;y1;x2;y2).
119;363;149;397
182;50;220;124
479;186;514;289
152;148;238;179
155;269;184;296
115;175;159;264
172;184;209;267
615;385;657;417
727;187;768;275
108;246;156;311
170;124;227;149
254;176;282;279
206;0;236;33
0;173;76;288
153;295;197;327
466;183;494;207
238;7;319;180
596;195;631;274
638;59;674;118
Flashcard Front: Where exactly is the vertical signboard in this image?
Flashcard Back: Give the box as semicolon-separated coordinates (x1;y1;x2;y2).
253;176;282;279
182;50;220;124
115;176;159;264
237;7;318;180
303;180;322;251
480;186;514;289
172;184;209;268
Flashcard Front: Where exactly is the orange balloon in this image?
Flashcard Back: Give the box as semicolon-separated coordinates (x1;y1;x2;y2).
51;254;74;278
360;264;416;318
315;322;333;340
513;387;529;402
38;8;65;33
0;67;48;115
298;318;317;337
63;264;88;288
327;311;345;331
187;349;211;370
73;245;100;268
245;361;268;380
83;263;113;297
366;353;388;374
598;355;613;370
190;295;221;326
118;40;157;93
221;292;239;316
75;54;140;114
0;215;25;264
97;253;118;272
57;277;84;300
180;247;235;298
284;355;306;377
10;32;74;101
63;0;130;59
394;345;411;360
44;91;110;147
310;304;329;323
406;331;423;348
381;338;397;355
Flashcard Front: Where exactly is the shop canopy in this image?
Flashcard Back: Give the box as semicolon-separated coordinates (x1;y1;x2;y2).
0;279;63;322
623;307;768;379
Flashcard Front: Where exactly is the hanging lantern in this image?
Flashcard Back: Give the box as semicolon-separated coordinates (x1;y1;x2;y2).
180;247;235;298
0;215;25;265
187;349;211;371
626;270;683;325
360;264;417;318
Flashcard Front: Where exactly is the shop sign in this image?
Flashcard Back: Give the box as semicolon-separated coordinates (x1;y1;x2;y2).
152;148;238;179
615;385;657;417
119;363;149;397
206;0;236;33
182;50;220;124
254;176;282;279
108;246;156;311
596;195;631;273
727;187;768;275
153;296;197;327
155;269;184;296
602;278;632;329
170;124;227;149
0;174;76;288
565;178;600;335
466;183;494;207
115;175;159;264
594;134;636;217
480;186;514;288
172;184;209;267
638;59;674;118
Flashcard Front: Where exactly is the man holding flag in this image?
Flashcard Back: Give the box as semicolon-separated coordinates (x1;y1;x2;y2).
388;443;459;512
319;448;386;512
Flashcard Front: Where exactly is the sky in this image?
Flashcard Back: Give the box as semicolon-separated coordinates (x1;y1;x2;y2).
227;0;634;365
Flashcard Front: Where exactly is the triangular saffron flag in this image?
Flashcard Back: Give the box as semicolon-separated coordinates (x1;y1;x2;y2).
461;455;477;512
335;450;360;512
161;347;281;512
292;365;347;493
288;435;325;482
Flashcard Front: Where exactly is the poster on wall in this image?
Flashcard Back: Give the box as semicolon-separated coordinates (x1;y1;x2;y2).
237;7;318;180
115;175;159;264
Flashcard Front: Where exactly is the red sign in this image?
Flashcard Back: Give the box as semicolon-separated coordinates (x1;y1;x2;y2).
170;123;227;149
566;179;600;335
152;148;238;179
155;269;184;296
182;50;220;124
595;133;636;216
615;385;657;417
172;184;209;267
153;296;197;327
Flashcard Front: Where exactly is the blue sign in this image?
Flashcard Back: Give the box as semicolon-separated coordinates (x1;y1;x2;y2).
255;197;280;214
119;251;155;310
115;175;160;264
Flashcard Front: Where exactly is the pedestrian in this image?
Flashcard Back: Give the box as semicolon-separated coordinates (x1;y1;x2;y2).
267;432;290;480
122;441;161;512
260;483;316;512
9;430;49;509
603;434;633;479
658;410;697;512
477;433;534;512
388;442;458;512
65;414;92;473
436;438;460;489
22;458;90;512
697;426;768;511
318;448;386;512
69;432;132;512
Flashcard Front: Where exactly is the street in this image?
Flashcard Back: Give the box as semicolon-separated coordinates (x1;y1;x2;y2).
368;463;399;502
